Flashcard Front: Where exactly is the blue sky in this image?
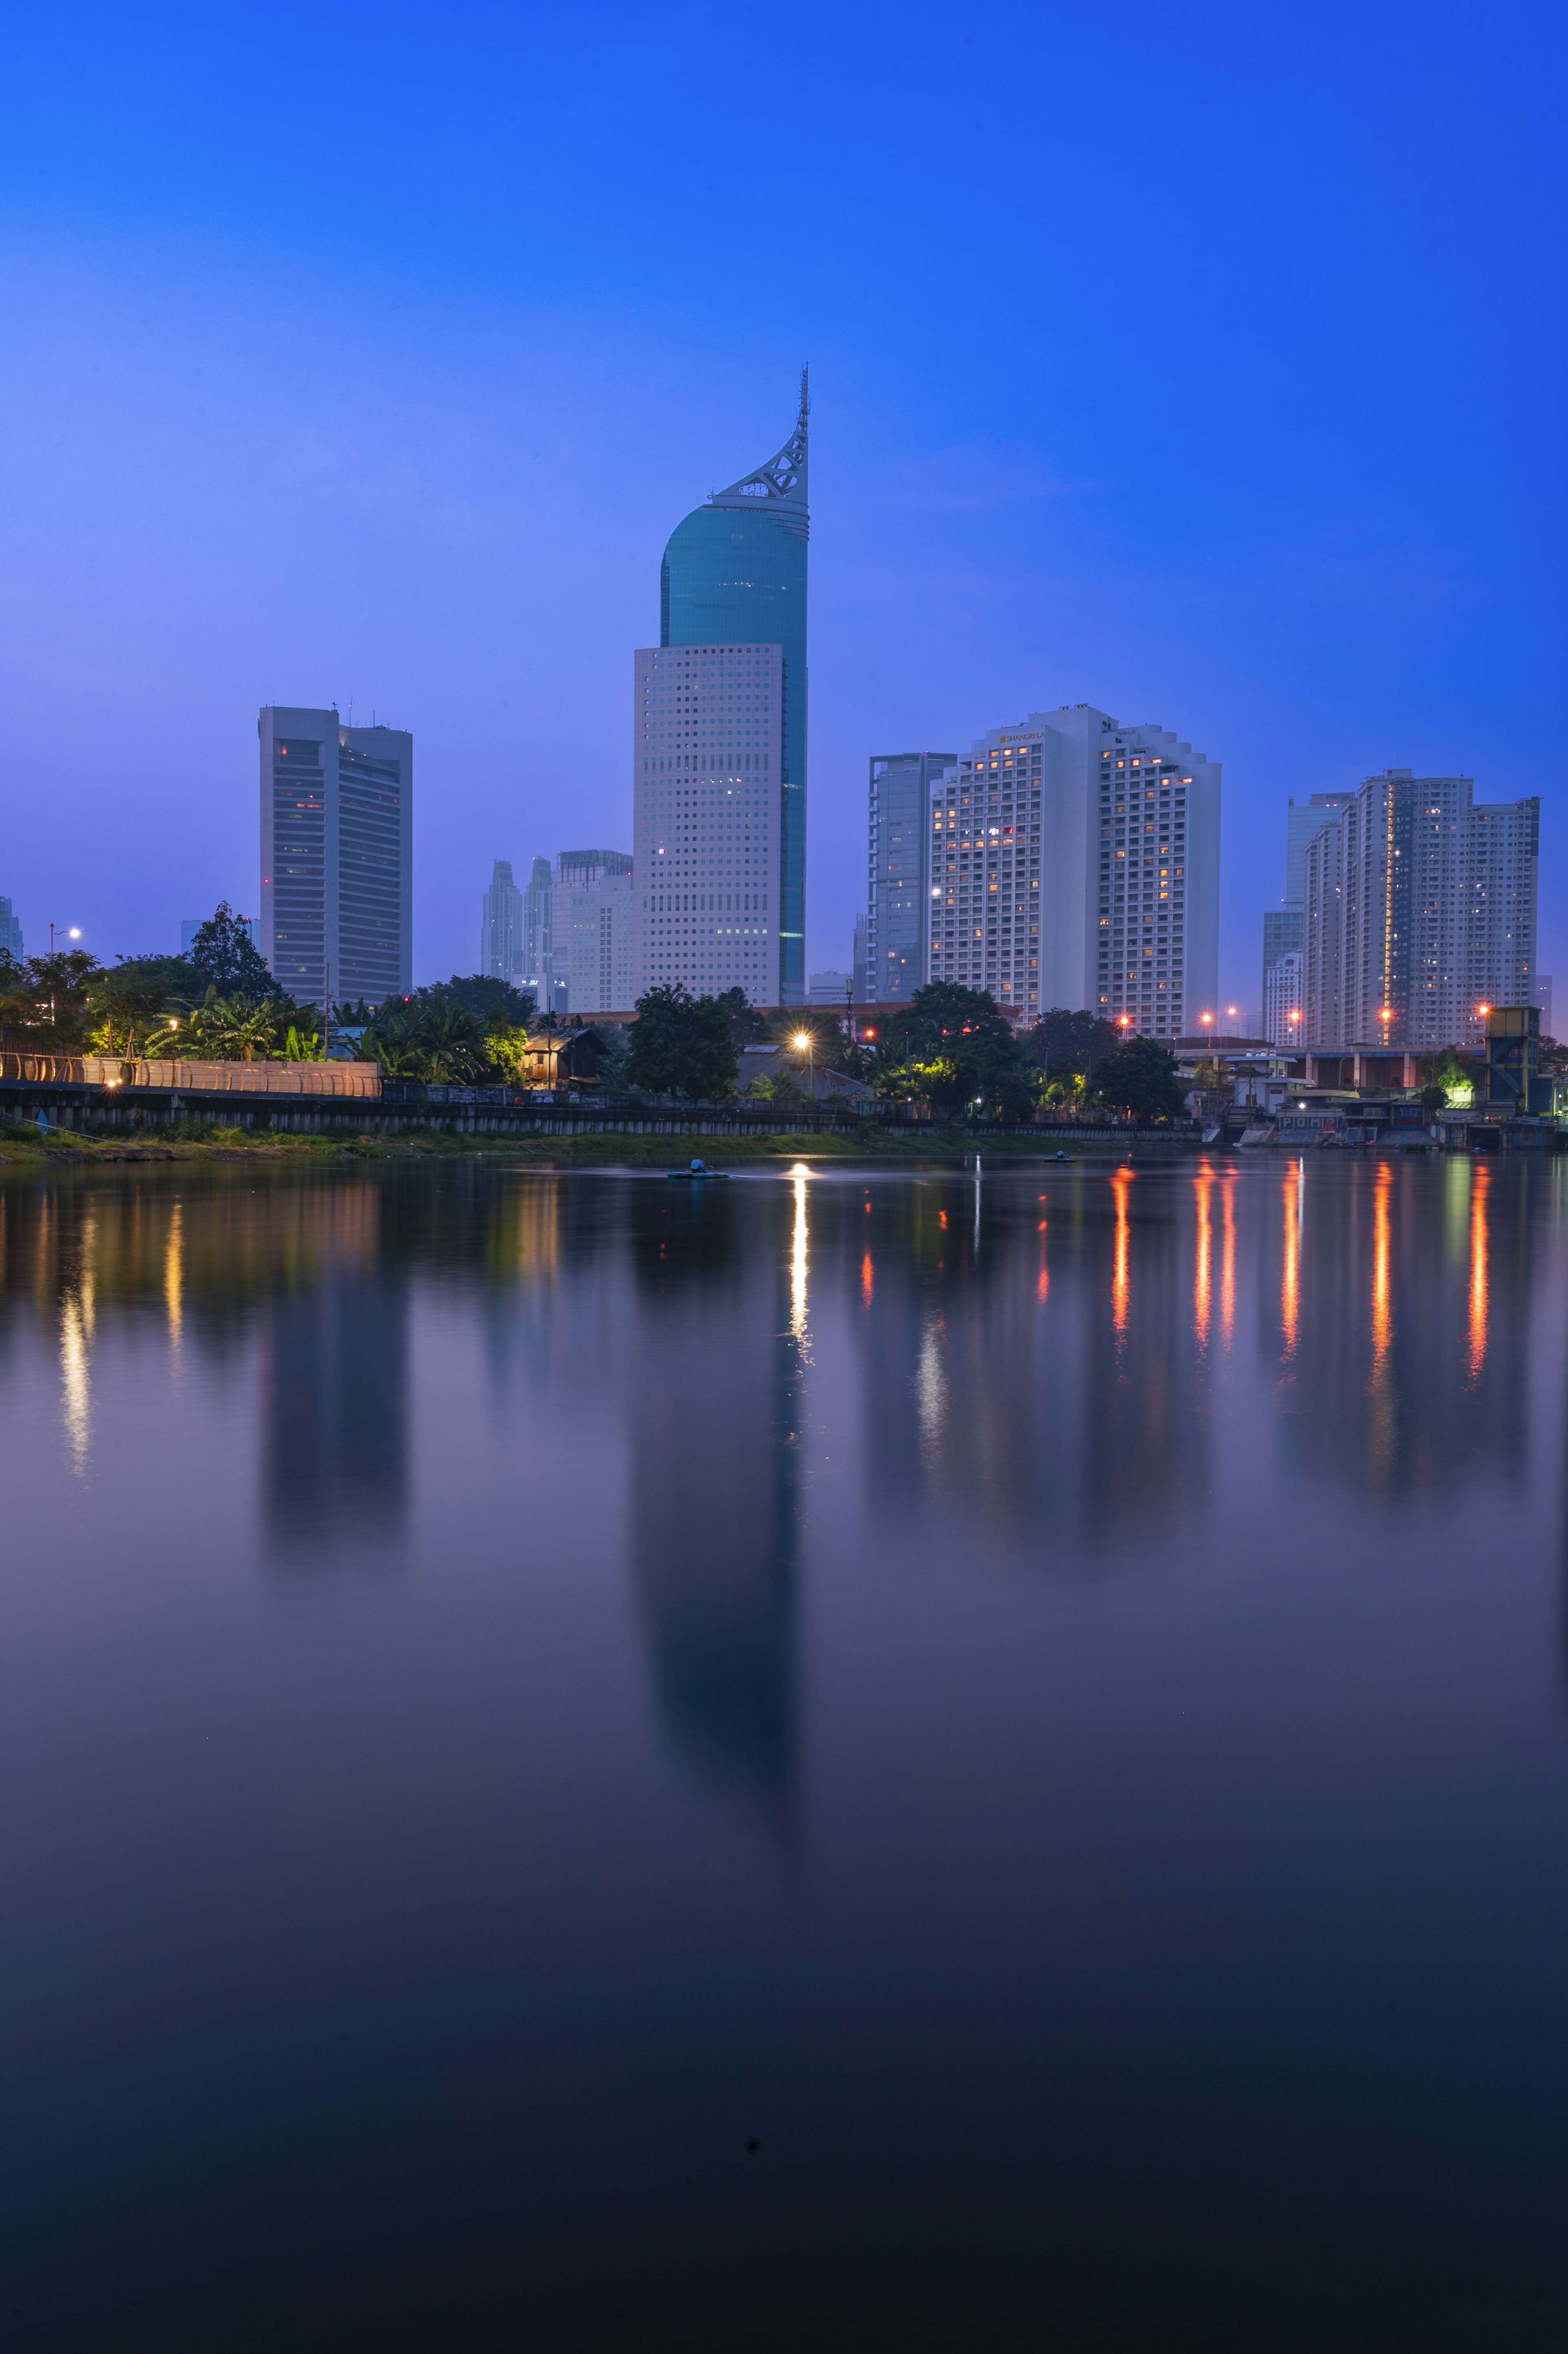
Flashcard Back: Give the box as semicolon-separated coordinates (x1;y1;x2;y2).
2;0;1562;1013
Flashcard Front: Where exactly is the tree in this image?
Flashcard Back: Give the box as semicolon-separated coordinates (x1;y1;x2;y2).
1025;1007;1120;1079
0;951;104;1052
189;904;278;998
1091;1036;1187;1123
871;982;1037;1122
432;973;536;1027
359;993;491;1082
624;985;739;1100
716;987;771;1045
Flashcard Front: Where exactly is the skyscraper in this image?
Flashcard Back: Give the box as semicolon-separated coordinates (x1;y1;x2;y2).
0;896;23;963
927;706;1220;1036
259;706;412;1009
866;751;958;1001
1260;791;1356;1016
480;861;525;984
552;849;635;1013
634;376;808;1004
522;856;553;997
1302;770;1540;1049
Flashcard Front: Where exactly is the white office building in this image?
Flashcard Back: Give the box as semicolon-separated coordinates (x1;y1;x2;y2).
927;705;1220;1036
259;706;412;1009
481;861;526;984
552;849;634;1013
1302;770;1540;1050
634;641;783;1000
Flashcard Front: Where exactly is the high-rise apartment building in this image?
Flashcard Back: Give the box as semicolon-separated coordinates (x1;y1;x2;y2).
852;913;868;1004
481;861;525;984
928;706;1220;1036
0;896;23;963
1261;792;1355;1014
259;706;411;1009
1302;769;1540;1049
634;378;808;1005
552;849;634;1013
866;751;958;1001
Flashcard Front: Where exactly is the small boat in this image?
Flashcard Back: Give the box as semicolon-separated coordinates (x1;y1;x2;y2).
667;1157;730;1181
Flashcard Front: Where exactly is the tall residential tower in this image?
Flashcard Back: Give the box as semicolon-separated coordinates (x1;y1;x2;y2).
259;706;412;1009
928;705;1220;1036
1301;770;1539;1049
634;377;809;1005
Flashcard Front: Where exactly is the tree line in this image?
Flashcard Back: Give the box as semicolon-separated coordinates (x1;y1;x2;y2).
621;983;1191;1122
0;914;1192;1119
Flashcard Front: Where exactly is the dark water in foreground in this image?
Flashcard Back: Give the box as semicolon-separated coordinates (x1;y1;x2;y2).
2;1154;1566;2351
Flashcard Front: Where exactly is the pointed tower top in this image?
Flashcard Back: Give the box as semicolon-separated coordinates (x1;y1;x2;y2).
707;369;809;536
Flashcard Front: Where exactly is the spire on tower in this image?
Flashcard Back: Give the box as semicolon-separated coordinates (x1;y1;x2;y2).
708;370;809;530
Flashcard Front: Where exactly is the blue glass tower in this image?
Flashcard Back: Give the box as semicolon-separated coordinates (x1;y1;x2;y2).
658;374;808;1004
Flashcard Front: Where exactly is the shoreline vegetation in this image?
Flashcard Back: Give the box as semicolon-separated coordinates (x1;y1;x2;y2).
0;1121;1180;1171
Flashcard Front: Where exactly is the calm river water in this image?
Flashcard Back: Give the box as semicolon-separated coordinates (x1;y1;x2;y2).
2;1155;1566;2350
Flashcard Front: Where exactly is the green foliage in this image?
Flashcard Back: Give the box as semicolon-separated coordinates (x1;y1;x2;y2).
0;950;105;1051
1025;1007;1120;1077
870;982;1038;1123
188;903;278;999
360;992;493;1082
624;985;740;1100
717;987;771;1045
1091;1036;1187;1122
430;973;537;1027
1418;1084;1448;1113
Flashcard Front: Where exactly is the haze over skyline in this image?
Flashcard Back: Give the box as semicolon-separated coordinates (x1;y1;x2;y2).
2;0;1562;1015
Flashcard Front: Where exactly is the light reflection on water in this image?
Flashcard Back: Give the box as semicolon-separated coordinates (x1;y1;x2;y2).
1;1154;1566;2351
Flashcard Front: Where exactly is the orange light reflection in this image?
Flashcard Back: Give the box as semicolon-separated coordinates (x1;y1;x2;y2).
1220;1171;1236;1345
1193;1167;1213;1343
1281;1166;1300;1356
1371;1164;1393;1379
1111;1170;1133;1333
1468;1164;1489;1380
861;1251;874;1307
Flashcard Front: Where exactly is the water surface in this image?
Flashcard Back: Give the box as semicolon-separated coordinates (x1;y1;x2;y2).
2;1155;1565;2350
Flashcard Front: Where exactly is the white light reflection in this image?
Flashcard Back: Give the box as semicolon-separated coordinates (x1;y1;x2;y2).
916;1319;946;1463
60;1212;97;1475
790;1167;810;1352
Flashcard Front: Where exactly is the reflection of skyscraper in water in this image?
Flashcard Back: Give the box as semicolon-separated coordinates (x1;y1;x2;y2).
627;1181;801;1829
263;1183;410;1561
852;1170;1209;1552
1263;1158;1533;1498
